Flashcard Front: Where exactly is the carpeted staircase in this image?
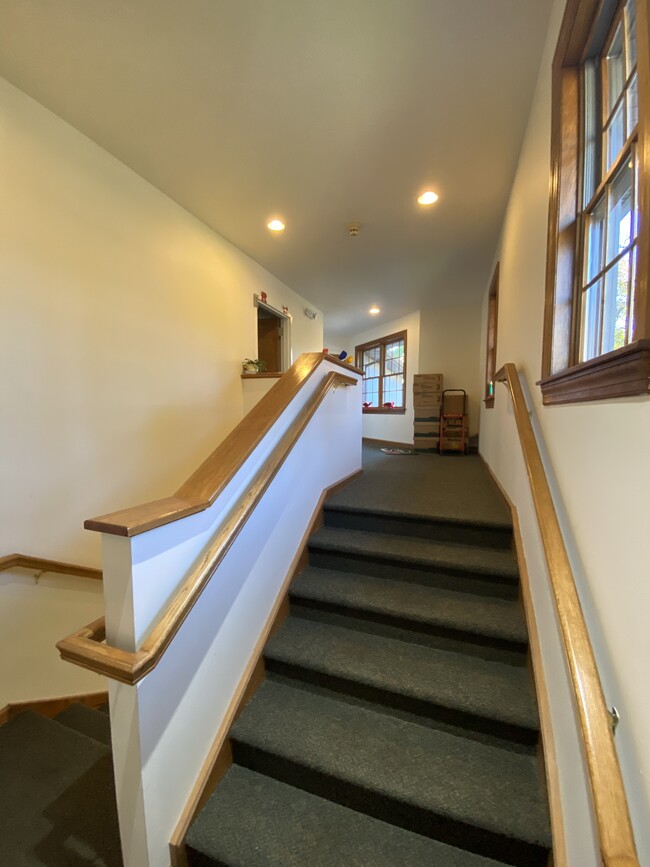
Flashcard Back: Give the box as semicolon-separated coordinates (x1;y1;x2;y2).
186;487;552;866
0;702;122;866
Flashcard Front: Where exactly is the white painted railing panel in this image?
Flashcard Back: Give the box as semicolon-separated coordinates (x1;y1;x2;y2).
103;365;362;867
107;359;354;653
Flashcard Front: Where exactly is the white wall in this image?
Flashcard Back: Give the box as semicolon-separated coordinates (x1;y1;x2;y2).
343;312;420;445
419;304;483;435
0;571;105;706
479;0;650;859
0;77;322;568
103;359;362;867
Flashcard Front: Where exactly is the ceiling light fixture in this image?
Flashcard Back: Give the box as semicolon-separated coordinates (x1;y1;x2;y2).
267;219;286;232
417;191;439;206
369;305;380;315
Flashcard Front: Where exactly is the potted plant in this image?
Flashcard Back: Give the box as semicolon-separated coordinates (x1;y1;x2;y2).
242;358;266;373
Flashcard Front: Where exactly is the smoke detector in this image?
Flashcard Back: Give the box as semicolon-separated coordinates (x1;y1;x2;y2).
348;222;361;237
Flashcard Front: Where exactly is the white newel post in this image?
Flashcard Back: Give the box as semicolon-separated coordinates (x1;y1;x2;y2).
100;361;362;867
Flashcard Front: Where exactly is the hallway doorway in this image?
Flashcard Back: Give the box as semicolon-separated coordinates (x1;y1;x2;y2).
256;300;290;373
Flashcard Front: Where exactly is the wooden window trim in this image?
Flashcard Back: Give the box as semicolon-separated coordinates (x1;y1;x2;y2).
355;330;408;413
542;0;650;404
484;263;500;407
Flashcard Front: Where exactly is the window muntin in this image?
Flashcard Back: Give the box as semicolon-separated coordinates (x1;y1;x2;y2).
356;331;406;412
577;0;639;362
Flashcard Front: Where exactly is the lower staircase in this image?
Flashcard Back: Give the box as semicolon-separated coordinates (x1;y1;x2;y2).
186;479;552;865
0;702;121;866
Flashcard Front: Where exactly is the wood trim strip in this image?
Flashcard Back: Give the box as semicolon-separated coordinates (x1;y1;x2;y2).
0;690;108;727
57;373;360;685
167;470;361;866
479;456;567;867
240;372;283;379
86;353;362;537
494;363;639;866
538;338;650;404
362;437;415;449
0;553;102;581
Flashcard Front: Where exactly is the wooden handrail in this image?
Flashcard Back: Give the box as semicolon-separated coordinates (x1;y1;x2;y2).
85;353;361;537
0;553;102;581
494;363;639;866
57;366;358;685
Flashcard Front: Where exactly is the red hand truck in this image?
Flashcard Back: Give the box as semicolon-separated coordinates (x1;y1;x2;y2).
439;389;468;455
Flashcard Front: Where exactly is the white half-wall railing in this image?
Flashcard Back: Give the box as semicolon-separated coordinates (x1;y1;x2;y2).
57;352;363;867
494;363;638;867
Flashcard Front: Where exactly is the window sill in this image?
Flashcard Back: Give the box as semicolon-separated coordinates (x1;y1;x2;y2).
362;408;407;415
538;340;650;405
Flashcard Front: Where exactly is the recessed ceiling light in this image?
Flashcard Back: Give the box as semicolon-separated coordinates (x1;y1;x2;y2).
417;191;439;205
267;219;286;232
369;305;380;315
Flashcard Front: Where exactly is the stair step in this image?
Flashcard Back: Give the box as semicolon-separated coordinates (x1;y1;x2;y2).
0;711;121;865
186;764;509;867
324;504;513;549
55;702;111;746
290;567;528;658
230;680;551;866
264;617;539;746
309;526;519;598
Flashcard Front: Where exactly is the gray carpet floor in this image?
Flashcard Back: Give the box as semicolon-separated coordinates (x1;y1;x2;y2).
328;442;511;527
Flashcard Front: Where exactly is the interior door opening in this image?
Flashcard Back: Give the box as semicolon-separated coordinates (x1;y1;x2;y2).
256;302;290;372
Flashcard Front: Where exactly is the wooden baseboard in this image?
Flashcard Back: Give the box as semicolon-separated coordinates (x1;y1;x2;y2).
0;690;108;727
168;466;362;867
363;437;415;449
479;455;567;867
0;553;102;581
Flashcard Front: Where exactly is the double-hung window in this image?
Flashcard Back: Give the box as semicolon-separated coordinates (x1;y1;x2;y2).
355;331;407;413
542;0;650;403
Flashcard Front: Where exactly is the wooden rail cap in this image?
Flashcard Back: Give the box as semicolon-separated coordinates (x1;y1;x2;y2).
494;362;639;867
58;365;359;685
85;353;361;538
0;553;102;581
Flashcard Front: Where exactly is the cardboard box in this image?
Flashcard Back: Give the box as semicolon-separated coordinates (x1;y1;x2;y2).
413;374;443;397
413;393;442;407
414;436;439;451
414;422;440;435
414;373;443;386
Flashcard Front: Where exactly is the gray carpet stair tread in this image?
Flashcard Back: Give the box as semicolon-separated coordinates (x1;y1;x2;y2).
0;711;121;866
55;703;111;746
327;446;512;528
231;680;551;848
187;764;508;867
310;526;519;578
325;500;512;530
265;617;539;730
291;567;528;644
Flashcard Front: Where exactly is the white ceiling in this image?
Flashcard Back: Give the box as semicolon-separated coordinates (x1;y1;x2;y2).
0;0;552;337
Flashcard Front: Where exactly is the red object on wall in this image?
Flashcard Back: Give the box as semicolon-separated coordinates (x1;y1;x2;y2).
260;291;267;303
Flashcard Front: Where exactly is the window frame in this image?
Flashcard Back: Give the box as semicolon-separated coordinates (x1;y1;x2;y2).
484;263;500;408
355;330;408;414
541;0;650;405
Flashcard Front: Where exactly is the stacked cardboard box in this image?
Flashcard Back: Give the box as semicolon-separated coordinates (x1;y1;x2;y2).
413;374;443;451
